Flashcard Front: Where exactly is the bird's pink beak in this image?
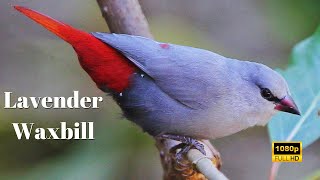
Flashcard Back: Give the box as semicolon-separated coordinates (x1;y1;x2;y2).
274;95;300;115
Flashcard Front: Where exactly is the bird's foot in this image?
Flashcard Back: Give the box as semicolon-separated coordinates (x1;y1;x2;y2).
157;134;206;169
159;134;206;155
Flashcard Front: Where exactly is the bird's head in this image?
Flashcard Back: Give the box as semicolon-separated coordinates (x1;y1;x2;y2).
251;63;300;116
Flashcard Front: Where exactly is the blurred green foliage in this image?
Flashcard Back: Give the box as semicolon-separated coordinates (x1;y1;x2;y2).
267;0;320;44
268;25;320;148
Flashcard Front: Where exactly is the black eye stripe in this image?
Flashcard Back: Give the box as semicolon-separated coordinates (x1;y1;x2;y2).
260;88;281;102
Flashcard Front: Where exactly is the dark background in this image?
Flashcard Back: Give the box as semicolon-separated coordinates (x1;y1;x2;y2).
0;0;319;179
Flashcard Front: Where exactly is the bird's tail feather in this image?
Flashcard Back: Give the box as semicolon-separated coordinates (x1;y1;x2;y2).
14;6;136;92
14;6;83;44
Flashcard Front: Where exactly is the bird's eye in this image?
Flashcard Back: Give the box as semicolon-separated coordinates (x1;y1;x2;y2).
261;88;274;101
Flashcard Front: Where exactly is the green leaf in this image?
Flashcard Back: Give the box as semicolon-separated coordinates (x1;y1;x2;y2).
306;170;320;180
268;25;320;149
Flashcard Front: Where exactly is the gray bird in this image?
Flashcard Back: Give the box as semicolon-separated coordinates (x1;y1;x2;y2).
93;33;300;138
15;6;300;157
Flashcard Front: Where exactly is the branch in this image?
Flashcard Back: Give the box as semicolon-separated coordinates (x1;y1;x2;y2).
96;0;153;38
96;1;227;179
187;149;228;180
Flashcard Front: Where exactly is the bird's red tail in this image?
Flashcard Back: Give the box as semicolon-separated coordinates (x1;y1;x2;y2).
14;6;136;92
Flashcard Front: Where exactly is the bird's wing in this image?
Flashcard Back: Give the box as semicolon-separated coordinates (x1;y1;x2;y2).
92;33;228;109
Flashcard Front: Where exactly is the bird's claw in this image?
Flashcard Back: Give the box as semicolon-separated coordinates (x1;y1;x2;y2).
159;134;207;156
157;134;207;177
192;140;206;155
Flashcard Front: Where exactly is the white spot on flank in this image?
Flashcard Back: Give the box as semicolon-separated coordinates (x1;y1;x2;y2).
119;93;123;97
141;74;145;78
